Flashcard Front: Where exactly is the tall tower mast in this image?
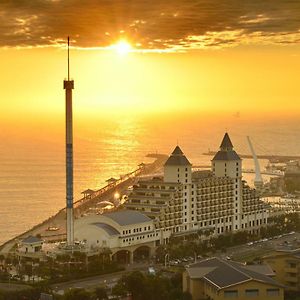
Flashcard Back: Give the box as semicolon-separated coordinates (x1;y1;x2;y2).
64;37;74;246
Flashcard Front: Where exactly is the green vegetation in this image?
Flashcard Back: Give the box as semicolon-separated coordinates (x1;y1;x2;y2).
0;286;45;300
261;213;300;237
156;213;300;262
284;175;300;193
111;271;191;300
0;250;124;285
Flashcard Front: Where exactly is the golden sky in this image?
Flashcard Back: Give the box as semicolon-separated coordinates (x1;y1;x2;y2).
1;0;300;125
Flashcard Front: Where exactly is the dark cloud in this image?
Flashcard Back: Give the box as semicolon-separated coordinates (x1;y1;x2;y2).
1;0;300;50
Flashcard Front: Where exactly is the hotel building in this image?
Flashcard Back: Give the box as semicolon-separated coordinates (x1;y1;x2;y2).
125;133;269;244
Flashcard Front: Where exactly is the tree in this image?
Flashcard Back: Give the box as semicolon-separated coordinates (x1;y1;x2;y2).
112;281;127;298
182;291;192;300
94;287;108;300
64;288;91;300
123;271;146;300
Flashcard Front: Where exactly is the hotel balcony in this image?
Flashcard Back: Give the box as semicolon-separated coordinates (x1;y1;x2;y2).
285;276;299;283
284;267;299;273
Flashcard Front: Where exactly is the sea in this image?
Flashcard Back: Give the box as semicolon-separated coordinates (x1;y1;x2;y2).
0;113;299;245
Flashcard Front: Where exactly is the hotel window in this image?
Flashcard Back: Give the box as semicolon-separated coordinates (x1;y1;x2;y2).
288;262;297;268
245;289;259;297
267;289;280;296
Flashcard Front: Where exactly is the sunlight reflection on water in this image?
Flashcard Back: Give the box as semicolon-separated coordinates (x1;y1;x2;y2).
0;115;299;244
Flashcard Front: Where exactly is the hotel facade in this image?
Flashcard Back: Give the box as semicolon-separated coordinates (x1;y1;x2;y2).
126;133;269;244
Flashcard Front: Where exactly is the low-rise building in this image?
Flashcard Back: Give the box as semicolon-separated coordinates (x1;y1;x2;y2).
74;210;159;263
183;257;284;300
17;236;45;260
262;248;300;292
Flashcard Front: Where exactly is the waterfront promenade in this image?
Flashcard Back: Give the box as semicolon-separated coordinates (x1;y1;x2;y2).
0;154;168;255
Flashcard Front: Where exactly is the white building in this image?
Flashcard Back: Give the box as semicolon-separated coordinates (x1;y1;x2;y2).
126;133;269;244
17;236;45;260
74;210;159;263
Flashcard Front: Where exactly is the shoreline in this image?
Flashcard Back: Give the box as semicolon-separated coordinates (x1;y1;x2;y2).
0;154;168;255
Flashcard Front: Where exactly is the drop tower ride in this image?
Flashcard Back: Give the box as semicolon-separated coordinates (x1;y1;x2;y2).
64;37;74;246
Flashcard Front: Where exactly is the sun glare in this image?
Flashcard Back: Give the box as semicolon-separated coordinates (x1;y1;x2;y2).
112;40;132;55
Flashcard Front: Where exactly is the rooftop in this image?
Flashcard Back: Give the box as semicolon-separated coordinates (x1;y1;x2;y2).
22;236;43;244
81;189;95;194
212;133;241;161
186;257;282;289
165;146;192;166
104;210;152;226
93;223;120;236
220;132;234;150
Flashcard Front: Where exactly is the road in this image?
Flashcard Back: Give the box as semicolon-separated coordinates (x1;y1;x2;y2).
221;231;300;262
51;264;152;295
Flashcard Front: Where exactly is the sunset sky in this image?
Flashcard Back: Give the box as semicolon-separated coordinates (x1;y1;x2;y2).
1;0;300;128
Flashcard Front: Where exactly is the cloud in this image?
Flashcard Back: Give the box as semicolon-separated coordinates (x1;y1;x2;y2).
1;0;300;50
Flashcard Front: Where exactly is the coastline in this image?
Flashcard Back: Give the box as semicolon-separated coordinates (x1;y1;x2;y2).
0;154;167;255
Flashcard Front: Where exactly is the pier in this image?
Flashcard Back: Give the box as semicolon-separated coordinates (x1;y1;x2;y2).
0;154;168;255
203;151;300;163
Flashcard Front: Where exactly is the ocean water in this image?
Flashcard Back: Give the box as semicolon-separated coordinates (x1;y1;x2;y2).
0;114;299;245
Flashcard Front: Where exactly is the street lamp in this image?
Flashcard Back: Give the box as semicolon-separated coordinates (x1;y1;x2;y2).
164;253;169;268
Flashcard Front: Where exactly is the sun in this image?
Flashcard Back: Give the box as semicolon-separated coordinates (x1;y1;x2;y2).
112;40;132;55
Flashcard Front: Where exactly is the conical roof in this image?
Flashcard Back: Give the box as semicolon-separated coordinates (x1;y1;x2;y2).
212;133;240;161
165;146;191;166
220;133;233;150
172;146;184;155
